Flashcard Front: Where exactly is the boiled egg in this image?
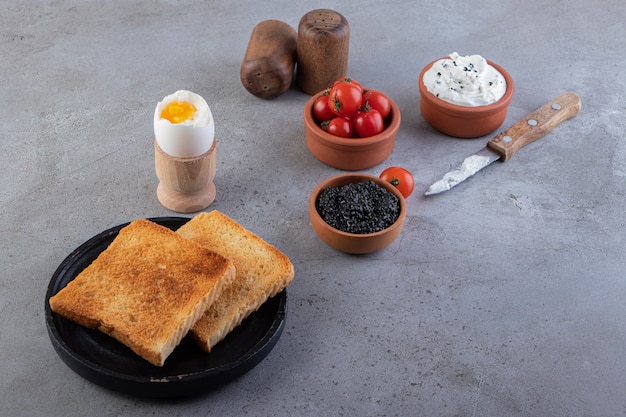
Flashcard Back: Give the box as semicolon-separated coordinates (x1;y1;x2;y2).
154;90;215;158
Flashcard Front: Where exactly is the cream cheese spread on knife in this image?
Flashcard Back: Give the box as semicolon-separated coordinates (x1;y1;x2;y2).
426;154;492;195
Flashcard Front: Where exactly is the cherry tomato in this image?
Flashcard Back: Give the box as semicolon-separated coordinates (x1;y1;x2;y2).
332;76;363;93
362;90;391;119
380;167;414;198
353;108;384;138
322;117;353;138
328;82;363;118
313;90;335;122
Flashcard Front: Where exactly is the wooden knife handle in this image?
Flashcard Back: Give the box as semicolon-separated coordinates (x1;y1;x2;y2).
487;92;582;161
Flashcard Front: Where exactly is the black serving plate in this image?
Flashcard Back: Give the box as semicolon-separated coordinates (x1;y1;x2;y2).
45;217;287;399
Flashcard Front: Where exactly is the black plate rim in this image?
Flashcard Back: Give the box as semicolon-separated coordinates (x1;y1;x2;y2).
44;216;287;398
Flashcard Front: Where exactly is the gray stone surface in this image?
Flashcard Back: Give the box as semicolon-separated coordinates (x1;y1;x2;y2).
1;1;625;416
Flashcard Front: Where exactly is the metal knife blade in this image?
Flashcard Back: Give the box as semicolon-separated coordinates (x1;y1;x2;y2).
425;147;501;195
425;92;582;196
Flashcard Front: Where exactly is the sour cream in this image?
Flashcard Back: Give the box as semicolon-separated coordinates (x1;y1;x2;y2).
422;52;506;106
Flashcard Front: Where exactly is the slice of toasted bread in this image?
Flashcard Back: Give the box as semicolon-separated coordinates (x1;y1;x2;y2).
176;211;294;352
49;219;235;366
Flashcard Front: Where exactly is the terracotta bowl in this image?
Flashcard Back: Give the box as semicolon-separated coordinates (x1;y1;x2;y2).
309;174;407;254
418;58;514;138
303;90;401;170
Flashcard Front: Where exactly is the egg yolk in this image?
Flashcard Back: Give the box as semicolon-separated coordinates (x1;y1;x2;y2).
160;101;196;124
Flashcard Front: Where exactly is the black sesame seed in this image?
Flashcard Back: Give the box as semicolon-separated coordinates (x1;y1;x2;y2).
316;180;400;234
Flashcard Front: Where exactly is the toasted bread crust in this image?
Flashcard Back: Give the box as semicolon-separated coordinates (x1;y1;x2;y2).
49;219;235;366
176;211;294;351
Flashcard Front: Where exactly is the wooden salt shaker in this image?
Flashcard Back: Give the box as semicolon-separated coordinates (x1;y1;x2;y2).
296;9;350;95
154;139;216;213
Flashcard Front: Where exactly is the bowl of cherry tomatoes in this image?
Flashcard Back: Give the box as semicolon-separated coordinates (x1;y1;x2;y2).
303;77;401;171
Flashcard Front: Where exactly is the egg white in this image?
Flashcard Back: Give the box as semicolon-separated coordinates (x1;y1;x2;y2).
154;90;215;158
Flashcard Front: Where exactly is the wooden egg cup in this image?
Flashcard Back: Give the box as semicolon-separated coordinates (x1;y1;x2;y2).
154;139;216;213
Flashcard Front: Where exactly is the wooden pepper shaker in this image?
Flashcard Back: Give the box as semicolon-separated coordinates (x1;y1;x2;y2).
296;9;350;95
240;20;297;99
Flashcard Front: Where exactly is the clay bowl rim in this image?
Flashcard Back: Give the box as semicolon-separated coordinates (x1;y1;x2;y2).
303;89;402;148
309;173;407;240
418;58;515;117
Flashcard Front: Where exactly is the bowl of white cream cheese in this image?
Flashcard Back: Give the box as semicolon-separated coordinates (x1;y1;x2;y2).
419;52;514;138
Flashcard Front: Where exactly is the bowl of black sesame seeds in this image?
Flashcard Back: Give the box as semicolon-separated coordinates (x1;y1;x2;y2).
309;174;407;254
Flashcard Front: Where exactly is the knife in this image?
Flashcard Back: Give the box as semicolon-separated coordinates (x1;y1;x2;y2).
424;92;582;196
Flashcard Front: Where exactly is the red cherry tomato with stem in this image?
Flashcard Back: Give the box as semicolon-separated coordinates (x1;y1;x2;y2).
313;90;335;122
354;108;384;138
322;117;354;138
332;76;363;93
380;167;414;198
362;90;391;119
328;82;362;118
